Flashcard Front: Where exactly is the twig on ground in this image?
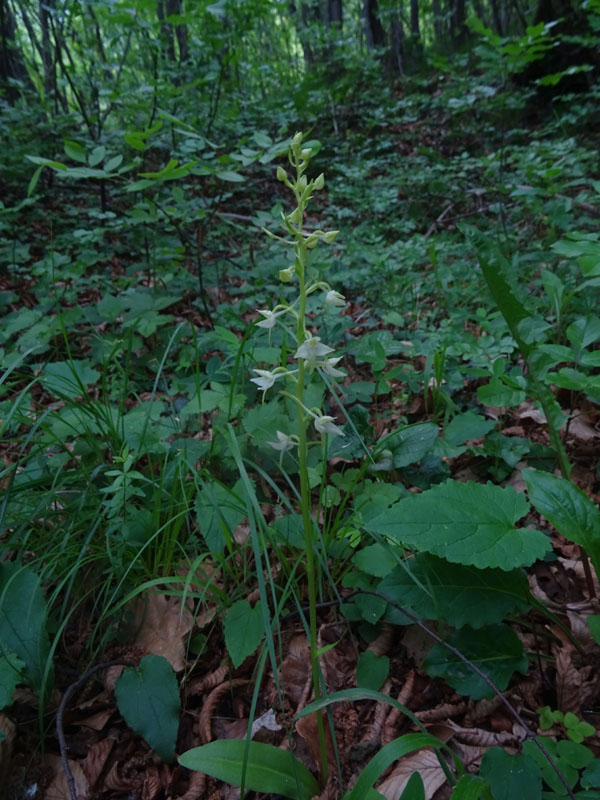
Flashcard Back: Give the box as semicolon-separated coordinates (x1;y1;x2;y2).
57;659;136;800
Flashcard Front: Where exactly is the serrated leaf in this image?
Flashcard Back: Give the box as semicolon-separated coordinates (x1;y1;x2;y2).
444;412;496;446
115;654;180;762
41;360;100;399
364;480;548;571
523;469;600;580
477;378;526;407
380;554;531;628
356;650;389;691
383;422;439;468
423;624;528;699
0;562;52;694
352;543;397;578
479;748;542;800
179;740;318;799
224;600;264;668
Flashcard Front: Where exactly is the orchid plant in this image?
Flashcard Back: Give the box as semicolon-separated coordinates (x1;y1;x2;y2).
250;131;345;778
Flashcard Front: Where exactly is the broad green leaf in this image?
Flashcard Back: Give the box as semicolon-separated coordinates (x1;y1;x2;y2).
523;469;600;580
224;600;265;668
0;653;25;709
345;734;446;799
462;225;535;355
364;480;549;571
380;554;531;628
25;155;67;170
356;650;389;691
64;140;87;162
444;412;496;446
477;378;526;407
179;740;318;800
450;774;490;799
423;624;528;699
115;655;180;762
105;154;123;172
216;170;245;182
0;562;52;694
194;479;248;554
588;615;600;646
522;739;579;795
352;543;398;578
41;360;100;399
479;748;542;800
88;145;106;166
400;772;425;799
383;422;439;468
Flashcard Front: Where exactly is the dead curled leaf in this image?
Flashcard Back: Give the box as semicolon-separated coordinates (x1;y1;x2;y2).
129;591;193;672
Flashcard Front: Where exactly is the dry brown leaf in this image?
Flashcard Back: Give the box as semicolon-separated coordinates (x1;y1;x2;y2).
198;678;249;743
377;748;450;800
79;708;114;731
515;401;546;425
167;769;206;800
81;739;114;788
130;591;193;671
295;711;335;781
45;754;90;800
367;622;395;657
279;635;311;708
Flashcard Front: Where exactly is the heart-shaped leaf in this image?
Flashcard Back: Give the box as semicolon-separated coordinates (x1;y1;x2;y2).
115;654;180;762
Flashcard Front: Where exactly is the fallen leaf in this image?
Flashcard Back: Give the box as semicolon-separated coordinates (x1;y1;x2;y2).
130;591;193;671
45;754;89;800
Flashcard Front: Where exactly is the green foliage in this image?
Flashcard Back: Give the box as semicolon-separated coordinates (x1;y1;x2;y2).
115;655;181;763
423;624;528;699
179;740;319;799
524;469;600;582
0;562;53;699
224;599;265;668
364;480;548;570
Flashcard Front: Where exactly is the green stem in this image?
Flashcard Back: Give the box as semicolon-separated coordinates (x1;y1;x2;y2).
293;151;328;784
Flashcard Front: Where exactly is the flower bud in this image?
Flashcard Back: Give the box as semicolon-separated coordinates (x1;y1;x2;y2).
322;230;339;244
305;235;319;249
279;267;294;282
288;207;302;226
300;148;312;160
297;175;307;191
277;166;288;182
314;173;325;190
291;132;303;149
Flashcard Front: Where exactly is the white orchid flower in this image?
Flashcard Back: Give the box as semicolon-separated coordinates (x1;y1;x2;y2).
325;290;346;307
256;307;287;329
294;336;335;367
314;415;344;437
319;357;345;377
250;369;280;392
268;431;296;451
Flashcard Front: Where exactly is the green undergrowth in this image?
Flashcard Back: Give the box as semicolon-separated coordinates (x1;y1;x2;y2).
1;62;600;799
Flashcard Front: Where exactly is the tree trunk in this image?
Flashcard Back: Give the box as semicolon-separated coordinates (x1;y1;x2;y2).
363;0;385;48
328;0;342;27
450;0;466;44
0;0;32;102
410;0;420;38
390;14;405;74
432;0;444;42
